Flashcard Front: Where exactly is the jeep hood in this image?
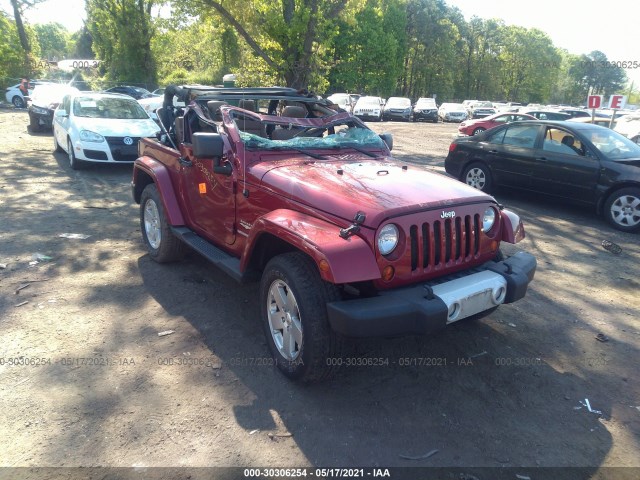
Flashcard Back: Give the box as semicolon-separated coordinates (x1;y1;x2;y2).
254;157;492;228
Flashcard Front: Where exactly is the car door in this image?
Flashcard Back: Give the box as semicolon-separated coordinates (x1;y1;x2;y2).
180;112;237;245
480;123;542;188
54;94;72;148
528;126;600;202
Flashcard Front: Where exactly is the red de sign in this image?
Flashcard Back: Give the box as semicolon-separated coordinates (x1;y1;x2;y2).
587;95;602;109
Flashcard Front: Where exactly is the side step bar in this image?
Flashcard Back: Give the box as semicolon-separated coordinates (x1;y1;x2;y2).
171;227;259;283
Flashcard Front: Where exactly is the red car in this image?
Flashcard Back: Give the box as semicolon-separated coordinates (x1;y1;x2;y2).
458;112;535;136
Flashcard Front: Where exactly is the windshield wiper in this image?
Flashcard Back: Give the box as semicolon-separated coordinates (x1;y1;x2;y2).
330;145;378;158
267;146;327;160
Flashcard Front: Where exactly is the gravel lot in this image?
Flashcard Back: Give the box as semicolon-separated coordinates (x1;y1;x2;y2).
0;108;639;479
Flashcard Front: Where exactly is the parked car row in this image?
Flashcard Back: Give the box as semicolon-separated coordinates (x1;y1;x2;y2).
328;93;440;122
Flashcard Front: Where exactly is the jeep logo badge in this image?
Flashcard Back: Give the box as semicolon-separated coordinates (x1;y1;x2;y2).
123;137;133;145
441;210;456;219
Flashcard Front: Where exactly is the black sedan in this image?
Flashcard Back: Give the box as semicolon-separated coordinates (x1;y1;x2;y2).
104;85;154;100
444;120;640;232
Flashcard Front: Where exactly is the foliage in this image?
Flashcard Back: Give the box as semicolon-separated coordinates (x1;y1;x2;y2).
86;0;156;85
34;22;72;60
0;11;26;85
5;0;632;106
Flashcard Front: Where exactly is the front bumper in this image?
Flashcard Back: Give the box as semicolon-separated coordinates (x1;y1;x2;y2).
414;111;438;122
327;252;536;337
28;109;54;129
383;111;412;121
74;136;148;163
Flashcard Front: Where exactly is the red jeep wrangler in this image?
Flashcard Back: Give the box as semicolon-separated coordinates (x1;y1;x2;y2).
132;86;536;382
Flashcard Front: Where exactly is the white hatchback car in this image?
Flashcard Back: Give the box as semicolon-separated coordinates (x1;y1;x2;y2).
53;92;159;169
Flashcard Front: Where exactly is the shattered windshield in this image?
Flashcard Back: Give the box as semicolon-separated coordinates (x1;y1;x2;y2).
240;124;386;152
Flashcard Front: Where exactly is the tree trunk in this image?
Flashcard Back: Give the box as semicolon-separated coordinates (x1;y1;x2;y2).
10;0;33;73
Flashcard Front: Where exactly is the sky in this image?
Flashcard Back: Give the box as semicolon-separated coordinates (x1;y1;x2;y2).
3;0;639;87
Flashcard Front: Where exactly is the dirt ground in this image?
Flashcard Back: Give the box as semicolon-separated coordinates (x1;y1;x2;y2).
0;107;639;479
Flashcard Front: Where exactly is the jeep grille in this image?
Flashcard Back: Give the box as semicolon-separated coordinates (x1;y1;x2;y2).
409;215;480;271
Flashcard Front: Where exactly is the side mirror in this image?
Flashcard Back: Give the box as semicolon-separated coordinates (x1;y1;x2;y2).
379;133;393;151
192;132;231;175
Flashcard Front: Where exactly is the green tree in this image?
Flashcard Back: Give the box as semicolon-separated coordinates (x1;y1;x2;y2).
34;22;70;60
0;11;26;83
401;0;462;100
174;0;357;89
328;0;405;96
86;0;156;85
497;26;561;103
152;15;242;87
3;0;43;76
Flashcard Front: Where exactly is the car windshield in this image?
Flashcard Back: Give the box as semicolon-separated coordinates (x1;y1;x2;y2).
73;97;149;119
416;99;435;108
444;103;465;111
240;123;386;153
586;128;640;160
386;98;410;108
358;97;380;106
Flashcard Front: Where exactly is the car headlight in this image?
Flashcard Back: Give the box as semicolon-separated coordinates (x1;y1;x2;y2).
79;130;105;143
482;207;497;232
32;106;48;114
378;224;399;256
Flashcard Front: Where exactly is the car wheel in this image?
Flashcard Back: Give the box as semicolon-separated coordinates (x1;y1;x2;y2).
261;252;344;383
140;184;186;262
604;187;640;232
631;135;640;145
473;127;486;135
67;138;84;170
12;95;24;108
463;162;493;193
53;131;63;152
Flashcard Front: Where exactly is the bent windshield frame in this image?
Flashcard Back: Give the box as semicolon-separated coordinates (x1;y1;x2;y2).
235;114;386;153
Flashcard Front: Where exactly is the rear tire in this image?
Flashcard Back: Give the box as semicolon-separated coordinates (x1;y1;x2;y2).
140;184;186;262
604;187;640;232
462;162;493;193
12;96;25;108
261;252;344;383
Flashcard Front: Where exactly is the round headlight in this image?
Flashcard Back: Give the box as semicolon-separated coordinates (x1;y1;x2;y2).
378;224;399;256
482;207;497;232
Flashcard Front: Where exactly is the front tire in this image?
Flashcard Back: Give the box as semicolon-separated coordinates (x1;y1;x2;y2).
473;127;486;135
463;162;493;193
261;252;344;383
604;187;640;232
53;131;63;152
140;184;186;262
67;138;84;170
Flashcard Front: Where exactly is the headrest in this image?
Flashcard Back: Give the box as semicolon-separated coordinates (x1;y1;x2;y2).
282;106;307;118
238;99;256;112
